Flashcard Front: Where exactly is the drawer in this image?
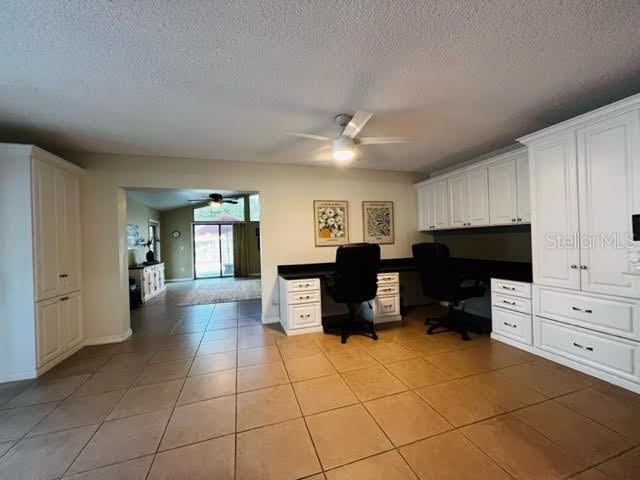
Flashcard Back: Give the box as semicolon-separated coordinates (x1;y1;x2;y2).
288;290;321;305
375;294;400;317
287;278;320;292
377;283;399;296
535;286;640;341
492;293;532;315
492;279;531;299
377;272;399;284
492;307;533;345
536;317;640;383
289;303;321;329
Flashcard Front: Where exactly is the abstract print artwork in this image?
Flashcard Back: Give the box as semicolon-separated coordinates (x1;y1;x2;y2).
362;201;394;244
314;200;349;246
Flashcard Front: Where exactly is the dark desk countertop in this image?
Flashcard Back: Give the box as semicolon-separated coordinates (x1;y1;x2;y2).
278;257;532;282
129;262;164;270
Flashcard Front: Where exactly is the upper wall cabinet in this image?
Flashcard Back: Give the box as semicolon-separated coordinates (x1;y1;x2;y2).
415;148;528;232
519;95;640;299
488;150;530;225
417;179;449;230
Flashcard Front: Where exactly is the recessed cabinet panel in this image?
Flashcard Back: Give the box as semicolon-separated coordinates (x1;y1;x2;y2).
467;168;490;226
489;160;518;225
448;175;468;228
577;111;640;298
61;292;83;350
37;298;63;367
33;160;61;301
530;134;581;290
516;154;531;222
432;179;449;229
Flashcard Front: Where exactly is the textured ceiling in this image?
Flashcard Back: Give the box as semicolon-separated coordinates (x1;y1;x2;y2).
1;1;640;172
126;188;251;211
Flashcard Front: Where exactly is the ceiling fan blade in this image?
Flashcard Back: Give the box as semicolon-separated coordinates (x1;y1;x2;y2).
342;111;373;138
308;145;333;161
285;132;331;141
223;200;238;204
358;136;410;145
188;199;209;202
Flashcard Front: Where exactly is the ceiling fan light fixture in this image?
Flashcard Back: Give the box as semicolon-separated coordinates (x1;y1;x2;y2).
332;136;356;165
208;199;221;208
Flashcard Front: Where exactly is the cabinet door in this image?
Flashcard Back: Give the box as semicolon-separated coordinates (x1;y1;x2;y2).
516;153;531;222
529;133;581;290
489;160;518;225
467;168;490;226
33;159;61;300
577;111;640;298
61;292;83;350
432;179;450;229
57;170;81;293
448;175;469;227
37;298;62;367
416;184;431;230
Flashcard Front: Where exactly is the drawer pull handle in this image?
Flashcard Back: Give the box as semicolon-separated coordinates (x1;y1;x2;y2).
503;321;517;328
59;296;69;301
571;306;593;314
570;264;578;269
299;295;311;300
501;286;516;291
59;273;69;278
572;342;594;352
502;300;517;306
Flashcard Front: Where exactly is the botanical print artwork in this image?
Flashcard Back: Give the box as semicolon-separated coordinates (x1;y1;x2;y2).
127;224;142;250
363;201;394;244
314;200;349;246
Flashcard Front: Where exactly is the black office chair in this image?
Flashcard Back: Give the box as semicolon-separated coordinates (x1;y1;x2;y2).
412;242;485;341
325;243;381;344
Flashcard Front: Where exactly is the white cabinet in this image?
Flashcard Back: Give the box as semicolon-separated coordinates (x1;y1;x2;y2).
491;278;533;347
577;112;640;298
523;103;640;298
489;160;517;225
528;133;581;291
516;154;531;222
129;263;166;303
37;292;83;367
415;147;528;231
0;144;85;382
467;168;490;226
36;298;63;367
448;175;469;227
489;151;530;225
417;179;449;230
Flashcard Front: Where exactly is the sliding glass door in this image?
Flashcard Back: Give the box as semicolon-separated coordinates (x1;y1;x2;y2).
193;224;234;278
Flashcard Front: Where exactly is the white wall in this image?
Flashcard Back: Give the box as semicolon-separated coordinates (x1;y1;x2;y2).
66;152;427;341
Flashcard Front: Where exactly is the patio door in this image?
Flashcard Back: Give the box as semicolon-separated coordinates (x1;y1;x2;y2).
193;224;234;278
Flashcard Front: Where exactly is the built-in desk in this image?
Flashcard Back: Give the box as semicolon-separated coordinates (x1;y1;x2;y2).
277;257;532;336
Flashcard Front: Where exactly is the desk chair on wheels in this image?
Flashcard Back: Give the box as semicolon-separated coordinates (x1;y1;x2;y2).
412;242;485;341
324;243;381;344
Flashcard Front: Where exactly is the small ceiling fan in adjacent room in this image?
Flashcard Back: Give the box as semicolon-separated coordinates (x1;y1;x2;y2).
188;193;238;207
286;111;409;165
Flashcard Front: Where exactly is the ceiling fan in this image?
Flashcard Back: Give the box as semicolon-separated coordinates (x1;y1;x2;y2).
287;112;409;164
188;193;238;207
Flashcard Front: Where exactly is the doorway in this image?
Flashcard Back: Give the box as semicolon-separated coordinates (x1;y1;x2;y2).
193;224;234;278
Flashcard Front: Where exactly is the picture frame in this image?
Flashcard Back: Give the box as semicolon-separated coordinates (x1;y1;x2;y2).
362;201;394;244
313;200;349;247
127;224;142;250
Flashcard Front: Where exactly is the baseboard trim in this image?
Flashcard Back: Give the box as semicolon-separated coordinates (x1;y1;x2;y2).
261;315;280;325
0;369;38;383
166;277;194;283
85;329;133;346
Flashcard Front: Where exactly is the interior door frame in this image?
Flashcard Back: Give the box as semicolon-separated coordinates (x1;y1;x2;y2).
192;223;234;279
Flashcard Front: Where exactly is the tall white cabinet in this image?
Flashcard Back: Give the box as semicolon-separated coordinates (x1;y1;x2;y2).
517;94;640;393
0;144;84;382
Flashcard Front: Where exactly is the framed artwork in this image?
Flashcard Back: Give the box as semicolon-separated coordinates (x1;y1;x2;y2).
314;200;349;247
127;224;142;250
362;201;394;244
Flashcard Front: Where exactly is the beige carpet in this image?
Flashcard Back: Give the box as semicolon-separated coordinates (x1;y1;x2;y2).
177;279;261;306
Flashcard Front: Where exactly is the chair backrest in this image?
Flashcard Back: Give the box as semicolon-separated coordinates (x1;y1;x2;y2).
412;242;454;300
333;243;381;302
